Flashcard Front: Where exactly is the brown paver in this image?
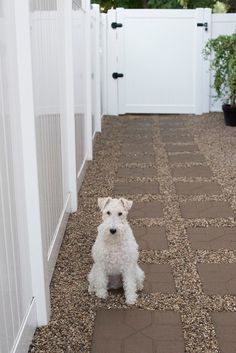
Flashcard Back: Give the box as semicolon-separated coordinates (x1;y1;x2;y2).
165;144;199;153
187;227;236;250
113;181;160;195
122;131;154;137
168;153;205;163
141;264;176;293
91;309;184;353
122;126;152;132
180;201;234;218
162;135;194;143
211;313;236;353
133;226;168;250
175;181;221;195
119;154;155;164
198;263;236;295
117;167;157;177
121;135;152;143
161;130;191;136
125;120;154;126
122;143;154;153
129;201;163;219
171;165;213;177
159;120;185;127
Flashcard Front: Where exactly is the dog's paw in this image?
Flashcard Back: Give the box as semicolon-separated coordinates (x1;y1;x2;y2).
96;290;108;299
88;286;95;295
137;283;144;291
125;294;137;305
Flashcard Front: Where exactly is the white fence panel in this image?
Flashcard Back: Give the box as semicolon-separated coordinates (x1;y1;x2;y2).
30;3;68;282
30;0;77;283
0;59;25;353
72;1;88;189
210;13;236;112
91;4;101;137
0;0;46;351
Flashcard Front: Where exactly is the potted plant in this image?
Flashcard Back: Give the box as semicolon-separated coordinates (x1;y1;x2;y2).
203;33;236;126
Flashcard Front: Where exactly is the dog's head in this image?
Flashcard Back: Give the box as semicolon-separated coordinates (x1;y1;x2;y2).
98;197;133;236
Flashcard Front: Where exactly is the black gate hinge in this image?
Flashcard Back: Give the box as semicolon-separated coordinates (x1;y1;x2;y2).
197;22;208;31
111;22;123;29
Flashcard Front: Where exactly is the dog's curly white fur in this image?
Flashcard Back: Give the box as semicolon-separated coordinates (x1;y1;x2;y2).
88;197;145;304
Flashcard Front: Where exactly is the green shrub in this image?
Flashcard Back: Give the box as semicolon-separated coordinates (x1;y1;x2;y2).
203;33;236;105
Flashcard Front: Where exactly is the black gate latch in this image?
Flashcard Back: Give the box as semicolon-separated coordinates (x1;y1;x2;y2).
112;72;124;79
111;22;123;29
197;22;208;31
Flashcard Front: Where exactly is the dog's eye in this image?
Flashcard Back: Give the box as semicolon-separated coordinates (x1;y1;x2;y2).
107;211;111;215
118;212;122;216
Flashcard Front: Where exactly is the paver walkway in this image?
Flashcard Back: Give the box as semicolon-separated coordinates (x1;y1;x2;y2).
30;114;236;353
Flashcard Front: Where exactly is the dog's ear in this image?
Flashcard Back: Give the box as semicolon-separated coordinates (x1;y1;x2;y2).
98;197;111;211
119;198;133;212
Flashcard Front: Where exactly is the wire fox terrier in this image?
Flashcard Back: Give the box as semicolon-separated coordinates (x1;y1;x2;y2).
88;197;145;304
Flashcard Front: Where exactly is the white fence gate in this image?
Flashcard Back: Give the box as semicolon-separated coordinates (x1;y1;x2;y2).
107;8;236;116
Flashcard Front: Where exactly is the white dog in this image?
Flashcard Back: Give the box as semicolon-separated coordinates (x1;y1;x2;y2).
88;197;145;304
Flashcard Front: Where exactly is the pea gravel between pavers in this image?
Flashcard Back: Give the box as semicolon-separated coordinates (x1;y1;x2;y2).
29;113;236;353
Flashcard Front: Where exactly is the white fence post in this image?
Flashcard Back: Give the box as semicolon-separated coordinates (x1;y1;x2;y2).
195;8;205;115
202;8;212;113
13;0;50;325
84;0;93;159
101;13;108;117
107;9;119;115
116;7;125;115
91;4;102;133
58;0;77;212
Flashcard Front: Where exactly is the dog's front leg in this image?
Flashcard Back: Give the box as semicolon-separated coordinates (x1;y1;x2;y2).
90;263;108;299
122;266;137;305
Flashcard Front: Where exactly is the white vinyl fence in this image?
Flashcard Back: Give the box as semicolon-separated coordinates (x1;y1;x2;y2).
0;0;104;352
0;1;48;352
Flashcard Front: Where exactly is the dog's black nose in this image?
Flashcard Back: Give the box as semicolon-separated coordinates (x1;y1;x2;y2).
110;228;117;234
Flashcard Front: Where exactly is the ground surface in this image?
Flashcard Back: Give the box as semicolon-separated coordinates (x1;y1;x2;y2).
30;113;236;353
